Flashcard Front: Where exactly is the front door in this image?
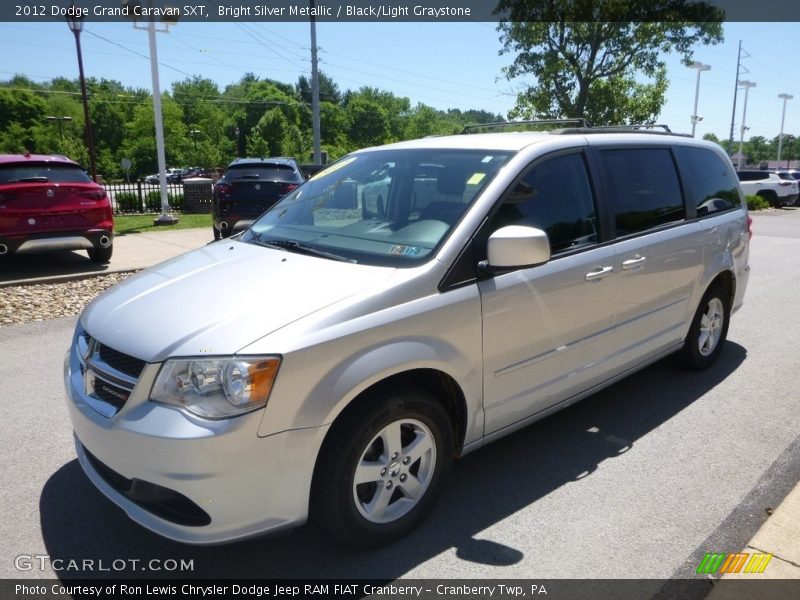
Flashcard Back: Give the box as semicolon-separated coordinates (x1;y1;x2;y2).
479;151;619;435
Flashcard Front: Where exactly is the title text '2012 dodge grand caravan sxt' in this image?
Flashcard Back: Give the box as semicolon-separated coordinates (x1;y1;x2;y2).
65;125;750;547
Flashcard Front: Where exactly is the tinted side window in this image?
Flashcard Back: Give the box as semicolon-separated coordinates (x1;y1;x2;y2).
737;171;767;182
679;147;741;215
490;153;598;254
599;148;684;235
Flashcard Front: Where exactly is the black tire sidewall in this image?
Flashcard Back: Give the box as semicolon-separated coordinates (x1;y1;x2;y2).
88;244;113;264
313;388;453;547
683;284;730;370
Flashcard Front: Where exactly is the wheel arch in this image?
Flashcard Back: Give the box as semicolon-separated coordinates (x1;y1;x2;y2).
316;368;469;461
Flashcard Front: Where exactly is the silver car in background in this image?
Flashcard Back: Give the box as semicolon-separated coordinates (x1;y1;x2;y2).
64;126;750;547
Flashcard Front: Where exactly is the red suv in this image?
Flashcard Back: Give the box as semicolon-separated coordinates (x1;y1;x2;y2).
0;153;114;263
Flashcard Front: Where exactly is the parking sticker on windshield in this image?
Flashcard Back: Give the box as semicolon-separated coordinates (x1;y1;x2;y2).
467;172;486;185
389;245;422;256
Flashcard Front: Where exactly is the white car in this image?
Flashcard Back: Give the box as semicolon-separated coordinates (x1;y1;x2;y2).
736;170;799;206
65;125;750;547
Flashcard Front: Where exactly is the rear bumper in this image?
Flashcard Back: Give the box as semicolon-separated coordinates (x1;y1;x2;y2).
781;193;798;206
0;229;113;256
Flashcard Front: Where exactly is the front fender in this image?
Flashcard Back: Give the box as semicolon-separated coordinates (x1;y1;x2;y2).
256;285;483;442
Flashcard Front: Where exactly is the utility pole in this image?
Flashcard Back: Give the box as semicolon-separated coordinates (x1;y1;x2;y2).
310;0;321;164
737;80;756;169
728;41;750;155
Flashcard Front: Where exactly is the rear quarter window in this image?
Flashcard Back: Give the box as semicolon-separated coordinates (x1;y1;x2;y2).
598;148;685;235
677;147;742;216
736;171;767;182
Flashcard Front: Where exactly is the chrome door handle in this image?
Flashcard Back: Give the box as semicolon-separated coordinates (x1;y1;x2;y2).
622;256;647;270
585;266;614;281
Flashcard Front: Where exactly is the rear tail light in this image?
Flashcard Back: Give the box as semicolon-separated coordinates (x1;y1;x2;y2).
779;181;792;187
746;215;753;240
79;189;107;200
215;182;232;196
281;183;299;195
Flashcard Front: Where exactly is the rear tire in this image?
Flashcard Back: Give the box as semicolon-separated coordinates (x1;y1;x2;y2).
212;224;221;240
88;244;113;264
681;284;730;370
311;386;453;547
757;190;779;208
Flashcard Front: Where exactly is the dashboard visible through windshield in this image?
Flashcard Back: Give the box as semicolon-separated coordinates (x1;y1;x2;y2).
244;148;513;267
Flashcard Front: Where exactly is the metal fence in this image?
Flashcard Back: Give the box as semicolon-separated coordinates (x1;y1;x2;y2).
104;180;215;215
104;181;189;214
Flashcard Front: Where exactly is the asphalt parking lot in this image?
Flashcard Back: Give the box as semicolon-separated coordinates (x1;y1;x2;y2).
0;209;799;589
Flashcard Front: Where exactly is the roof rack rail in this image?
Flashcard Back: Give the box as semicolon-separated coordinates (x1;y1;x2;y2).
553;125;692;138
461;119;590;134
592;124;673;132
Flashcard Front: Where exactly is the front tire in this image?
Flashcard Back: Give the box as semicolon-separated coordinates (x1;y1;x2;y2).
681;284;730;370
311;386;453;547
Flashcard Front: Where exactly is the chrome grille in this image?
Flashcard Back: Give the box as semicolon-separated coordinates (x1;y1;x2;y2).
77;329;144;417
97;343;146;378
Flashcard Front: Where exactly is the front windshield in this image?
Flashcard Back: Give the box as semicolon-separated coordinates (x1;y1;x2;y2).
243;148;513;267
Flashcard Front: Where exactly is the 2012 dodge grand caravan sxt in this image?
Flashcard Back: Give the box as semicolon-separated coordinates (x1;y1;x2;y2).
65;125;750;547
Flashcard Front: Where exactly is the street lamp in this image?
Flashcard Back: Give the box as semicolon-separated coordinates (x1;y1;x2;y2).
737;80;756;169
777;93;794;167
65;5;97;182
689;62;711;138
123;0;179;224
189;129;201;163
45;115;73;151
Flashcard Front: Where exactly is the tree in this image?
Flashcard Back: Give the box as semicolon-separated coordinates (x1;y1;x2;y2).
296;71;342;105
345;98;392;148
744;136;771;165
497;0;724;125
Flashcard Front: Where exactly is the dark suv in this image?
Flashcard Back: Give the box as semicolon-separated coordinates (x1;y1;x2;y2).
0;153;113;263
212;157;304;239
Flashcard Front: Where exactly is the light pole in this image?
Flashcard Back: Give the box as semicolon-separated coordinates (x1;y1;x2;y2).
123;0;179;224
45;115;73;151
777;93;793;167
737;80;756;169
689;61;711;137
66;6;97;182
189;129;201;164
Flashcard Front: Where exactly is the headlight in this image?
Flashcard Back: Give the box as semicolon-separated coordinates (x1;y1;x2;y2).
150;356;281;419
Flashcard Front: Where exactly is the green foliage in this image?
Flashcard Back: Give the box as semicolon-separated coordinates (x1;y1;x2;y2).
497;1;723;124
115;191;141;213
746;194;769;211
346;97;392;148
145;190;184;212
0;72;504;174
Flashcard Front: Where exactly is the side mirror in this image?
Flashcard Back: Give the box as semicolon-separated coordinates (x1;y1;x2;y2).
480;225;551;272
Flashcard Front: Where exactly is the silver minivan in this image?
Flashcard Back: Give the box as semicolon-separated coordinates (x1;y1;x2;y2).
64;127;750;546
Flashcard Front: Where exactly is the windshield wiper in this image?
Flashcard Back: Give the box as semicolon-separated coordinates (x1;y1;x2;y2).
256;238;356;263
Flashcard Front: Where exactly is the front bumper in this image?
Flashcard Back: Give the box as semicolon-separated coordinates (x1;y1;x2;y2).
64;333;327;545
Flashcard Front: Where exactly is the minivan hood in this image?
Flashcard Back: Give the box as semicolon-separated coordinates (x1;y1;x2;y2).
82;240;394;362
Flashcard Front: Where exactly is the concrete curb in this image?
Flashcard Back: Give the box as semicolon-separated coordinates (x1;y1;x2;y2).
705;483;800;597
